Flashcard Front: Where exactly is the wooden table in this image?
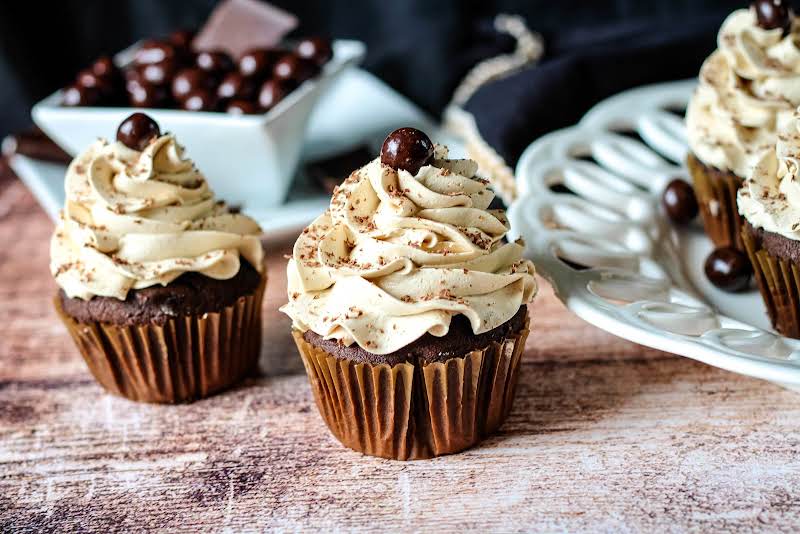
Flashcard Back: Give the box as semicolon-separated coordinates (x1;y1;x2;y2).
2;174;800;532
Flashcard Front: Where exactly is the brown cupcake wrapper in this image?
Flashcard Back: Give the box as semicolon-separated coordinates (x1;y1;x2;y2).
742;225;800;339
687;154;745;251
293;316;530;460
55;274;266;404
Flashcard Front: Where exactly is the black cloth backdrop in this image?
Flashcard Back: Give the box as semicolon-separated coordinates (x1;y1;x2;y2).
0;0;747;166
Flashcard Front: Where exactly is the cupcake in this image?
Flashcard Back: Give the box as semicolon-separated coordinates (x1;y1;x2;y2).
281;127;538;460
740;108;800;339
51;113;266;403
686;1;800;250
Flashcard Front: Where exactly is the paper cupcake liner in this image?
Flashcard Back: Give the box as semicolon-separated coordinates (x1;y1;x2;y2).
293;316;530;460
742;225;800;339
687;154;745;251
55;274;266;403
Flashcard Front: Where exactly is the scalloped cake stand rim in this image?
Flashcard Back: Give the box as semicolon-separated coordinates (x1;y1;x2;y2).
510;79;800;389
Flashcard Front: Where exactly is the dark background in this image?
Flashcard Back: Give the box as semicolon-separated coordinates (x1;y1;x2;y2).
0;0;746;148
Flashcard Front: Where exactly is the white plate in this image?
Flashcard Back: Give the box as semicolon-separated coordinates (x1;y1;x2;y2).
13;68;445;239
509;79;800;388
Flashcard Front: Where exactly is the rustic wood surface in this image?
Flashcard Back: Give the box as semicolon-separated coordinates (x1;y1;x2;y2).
2;174;800;533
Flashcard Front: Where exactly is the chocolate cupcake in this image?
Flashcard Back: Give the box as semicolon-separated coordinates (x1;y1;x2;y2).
50;113;266;403
686;2;800;250
739;109;800;339
281;128;538;460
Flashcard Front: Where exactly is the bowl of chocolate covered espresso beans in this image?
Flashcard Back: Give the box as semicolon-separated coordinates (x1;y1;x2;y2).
32;30;366;209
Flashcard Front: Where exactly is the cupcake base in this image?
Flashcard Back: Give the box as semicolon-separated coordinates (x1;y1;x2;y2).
293;312;530;460
742;222;800;339
55;270;266;404
687;154;745;250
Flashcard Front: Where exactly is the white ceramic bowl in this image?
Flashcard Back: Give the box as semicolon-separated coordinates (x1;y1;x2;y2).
32;39;365;209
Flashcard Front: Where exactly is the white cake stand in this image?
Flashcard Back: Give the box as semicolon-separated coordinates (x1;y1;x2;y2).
509;80;800;389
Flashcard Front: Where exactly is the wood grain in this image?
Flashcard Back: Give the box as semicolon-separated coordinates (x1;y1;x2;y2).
2;177;800;532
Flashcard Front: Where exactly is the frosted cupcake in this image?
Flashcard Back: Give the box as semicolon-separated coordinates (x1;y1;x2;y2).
281;127;537;460
739;108;800;338
51;113;266;403
686;1;800;250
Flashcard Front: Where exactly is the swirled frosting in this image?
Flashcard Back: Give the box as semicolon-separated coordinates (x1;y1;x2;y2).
280;146;537;355
51;134;264;300
686;7;800;177
738;109;800;240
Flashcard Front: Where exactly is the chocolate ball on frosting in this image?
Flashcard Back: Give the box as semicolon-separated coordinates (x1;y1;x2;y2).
662;179;699;225
753;0;792;34
116;112;161;151
380;127;435;174
705;247;752;292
